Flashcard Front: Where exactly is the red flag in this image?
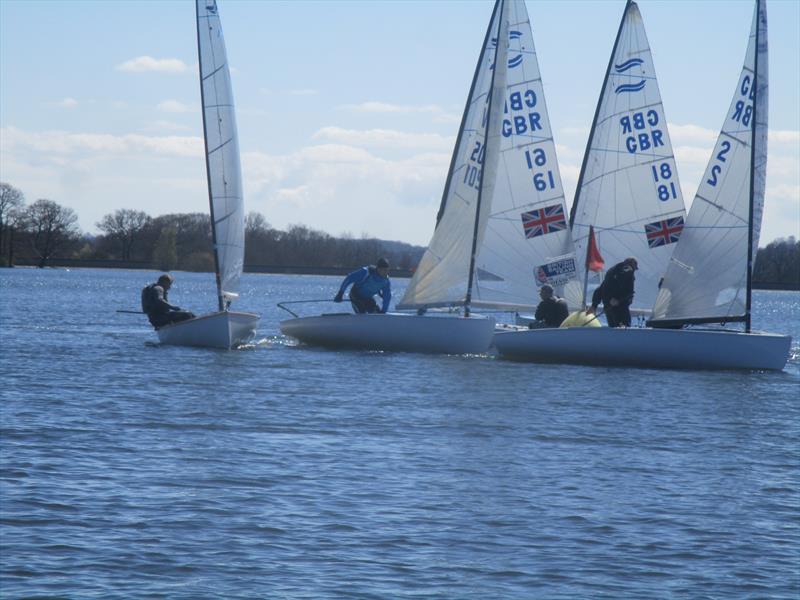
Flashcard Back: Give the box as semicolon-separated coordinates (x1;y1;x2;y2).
586;225;605;272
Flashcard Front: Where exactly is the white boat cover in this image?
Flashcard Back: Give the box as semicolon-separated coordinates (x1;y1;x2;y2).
197;0;245;305
568;1;686;313
651;0;768;324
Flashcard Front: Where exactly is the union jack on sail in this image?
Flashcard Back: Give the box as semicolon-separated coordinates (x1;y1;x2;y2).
521;204;567;238
645;216;684;248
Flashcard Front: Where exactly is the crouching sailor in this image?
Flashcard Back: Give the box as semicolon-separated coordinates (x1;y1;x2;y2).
333;258;391;314
141;273;196;329
532;284;569;328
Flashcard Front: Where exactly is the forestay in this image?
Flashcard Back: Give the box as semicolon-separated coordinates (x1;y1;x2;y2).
651;1;768;327
568;0;685;313
197;0;245;310
398;0;510;310
469;0;577;310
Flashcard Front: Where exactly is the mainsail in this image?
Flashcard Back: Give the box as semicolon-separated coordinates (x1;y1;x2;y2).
196;0;245;311
650;0;768;329
470;0;577;310
398;0;511;311
568;0;686;313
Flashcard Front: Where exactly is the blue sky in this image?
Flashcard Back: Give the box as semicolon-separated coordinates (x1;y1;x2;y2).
1;0;798;247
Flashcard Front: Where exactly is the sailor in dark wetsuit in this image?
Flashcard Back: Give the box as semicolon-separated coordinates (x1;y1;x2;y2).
532;284;569;328
141;274;196;329
589;257;638;327
333;258;391;314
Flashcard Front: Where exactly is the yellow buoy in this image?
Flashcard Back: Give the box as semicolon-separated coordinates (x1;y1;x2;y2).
560;310;602;328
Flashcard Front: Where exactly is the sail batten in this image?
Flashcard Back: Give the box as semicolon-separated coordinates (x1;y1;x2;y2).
196;0;245;311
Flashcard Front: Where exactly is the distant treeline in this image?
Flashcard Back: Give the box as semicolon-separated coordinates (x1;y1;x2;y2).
0;182;424;273
0;181;798;288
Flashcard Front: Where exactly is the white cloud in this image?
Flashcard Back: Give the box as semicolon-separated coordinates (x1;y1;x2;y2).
341;101;443;114
340;101;460;124
1;126;202;159
157;100;194;114
312;126;454;151
145;120;193;133
58;98;78;108
115;56;189;73
288;89;319;96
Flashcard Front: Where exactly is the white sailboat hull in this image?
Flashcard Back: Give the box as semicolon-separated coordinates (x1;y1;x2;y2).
156;311;259;349
493;327;792;371
280;313;496;354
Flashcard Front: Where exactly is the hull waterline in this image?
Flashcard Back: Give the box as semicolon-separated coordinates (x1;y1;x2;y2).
493;326;792;371
281;312;496;354
156;311;259;349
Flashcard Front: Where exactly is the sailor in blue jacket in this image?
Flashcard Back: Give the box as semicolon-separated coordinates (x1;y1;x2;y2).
334;258;391;314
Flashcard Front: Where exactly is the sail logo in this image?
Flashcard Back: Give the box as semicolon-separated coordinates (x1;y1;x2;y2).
521;205;566;238
535;257;577;287
491;30;524;69
645;216;684;248
614;58;645;94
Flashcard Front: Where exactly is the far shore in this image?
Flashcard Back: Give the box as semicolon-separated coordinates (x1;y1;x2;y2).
4;259;799;291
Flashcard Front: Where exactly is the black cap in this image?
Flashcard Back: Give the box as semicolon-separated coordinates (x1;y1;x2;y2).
376;258;389;269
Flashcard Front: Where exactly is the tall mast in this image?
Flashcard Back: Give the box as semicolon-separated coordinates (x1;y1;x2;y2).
569;0;633;228
745;0;762;334
465;0;505;317
434;0;502;229
196;1;225;312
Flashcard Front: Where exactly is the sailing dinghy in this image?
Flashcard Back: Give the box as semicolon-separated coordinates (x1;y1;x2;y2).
281;0;530;354
495;0;792;370
156;0;259;349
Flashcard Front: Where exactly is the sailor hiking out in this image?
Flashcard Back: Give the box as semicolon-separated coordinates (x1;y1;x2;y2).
334;258;392;314
141;274;196;329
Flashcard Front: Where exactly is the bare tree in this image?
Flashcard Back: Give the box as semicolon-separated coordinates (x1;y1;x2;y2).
96;208;151;261
24;199;81;268
0;182;25;265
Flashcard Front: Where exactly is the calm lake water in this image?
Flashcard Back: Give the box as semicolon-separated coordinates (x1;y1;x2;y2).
1;267;798;598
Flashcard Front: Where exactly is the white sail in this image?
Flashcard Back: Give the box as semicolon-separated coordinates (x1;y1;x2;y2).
651;0;768;326
398;0;510;310
470;0;577;310
197;0;245;309
569;1;686;313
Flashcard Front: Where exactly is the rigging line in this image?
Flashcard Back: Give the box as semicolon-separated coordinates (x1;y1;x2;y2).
718;128;751;147
214;209;239;225
433;0;500;233
504;76;541;88
590;99;670;130
572;3;644;227
577;153;674;189
466;0;507;316
511;137;556;151
202;63;227;81
196;1;224;311
489;194;566;219
694;194;750;225
745;0;764;334
207;137;234;155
